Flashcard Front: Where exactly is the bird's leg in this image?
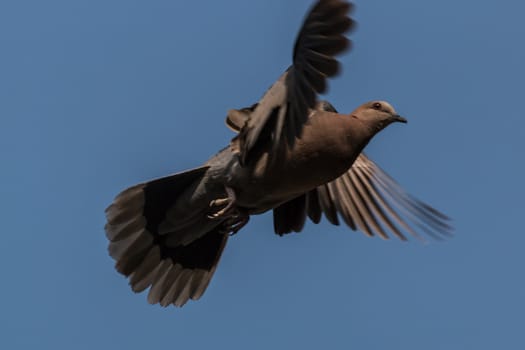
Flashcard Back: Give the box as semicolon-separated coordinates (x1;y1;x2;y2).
208;186;237;219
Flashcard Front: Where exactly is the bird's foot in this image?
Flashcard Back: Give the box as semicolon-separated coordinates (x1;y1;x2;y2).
208;186;237;219
219;214;250;236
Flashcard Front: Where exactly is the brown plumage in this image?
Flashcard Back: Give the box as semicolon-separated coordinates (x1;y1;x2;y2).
104;0;451;307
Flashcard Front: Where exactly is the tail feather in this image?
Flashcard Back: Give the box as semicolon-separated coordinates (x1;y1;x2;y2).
105;166;229;307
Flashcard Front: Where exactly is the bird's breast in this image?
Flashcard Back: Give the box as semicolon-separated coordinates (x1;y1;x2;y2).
232;113;364;211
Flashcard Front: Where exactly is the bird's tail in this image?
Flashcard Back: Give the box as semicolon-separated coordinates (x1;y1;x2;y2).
105;166;229;307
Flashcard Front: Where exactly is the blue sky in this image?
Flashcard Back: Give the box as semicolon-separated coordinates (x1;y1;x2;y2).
1;0;524;349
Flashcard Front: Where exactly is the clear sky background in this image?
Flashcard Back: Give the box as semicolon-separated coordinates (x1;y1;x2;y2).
1;0;524;349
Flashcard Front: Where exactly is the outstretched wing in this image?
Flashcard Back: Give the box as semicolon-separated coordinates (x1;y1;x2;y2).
304;155;453;241
233;0;354;164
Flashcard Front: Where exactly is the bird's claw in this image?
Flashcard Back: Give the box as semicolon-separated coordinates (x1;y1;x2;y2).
219;215;250;236
209;198;230;208
208;186;237;219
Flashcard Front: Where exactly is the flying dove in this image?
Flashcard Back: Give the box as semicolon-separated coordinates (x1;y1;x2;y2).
105;0;451;307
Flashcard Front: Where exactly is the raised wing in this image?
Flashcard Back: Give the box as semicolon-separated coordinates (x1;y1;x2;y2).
234;0;354;164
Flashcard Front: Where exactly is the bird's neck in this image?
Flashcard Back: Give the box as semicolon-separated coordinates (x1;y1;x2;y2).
342;116;375;156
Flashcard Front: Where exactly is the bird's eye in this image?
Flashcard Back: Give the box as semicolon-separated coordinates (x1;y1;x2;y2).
373;102;382;110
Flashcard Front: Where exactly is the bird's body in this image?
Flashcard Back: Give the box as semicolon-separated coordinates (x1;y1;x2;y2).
146;108;371;244
227;110;371;211
105;0;451;307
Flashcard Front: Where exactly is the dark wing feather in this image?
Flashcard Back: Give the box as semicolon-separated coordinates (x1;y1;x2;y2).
235;0;354;164
273;194;308;235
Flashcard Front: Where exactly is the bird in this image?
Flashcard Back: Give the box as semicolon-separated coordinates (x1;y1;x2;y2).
105;0;452;307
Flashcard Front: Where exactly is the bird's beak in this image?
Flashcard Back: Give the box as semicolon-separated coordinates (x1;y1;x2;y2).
391;114;407;123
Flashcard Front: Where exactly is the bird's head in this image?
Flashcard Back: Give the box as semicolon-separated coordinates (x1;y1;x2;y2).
352;101;407;133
